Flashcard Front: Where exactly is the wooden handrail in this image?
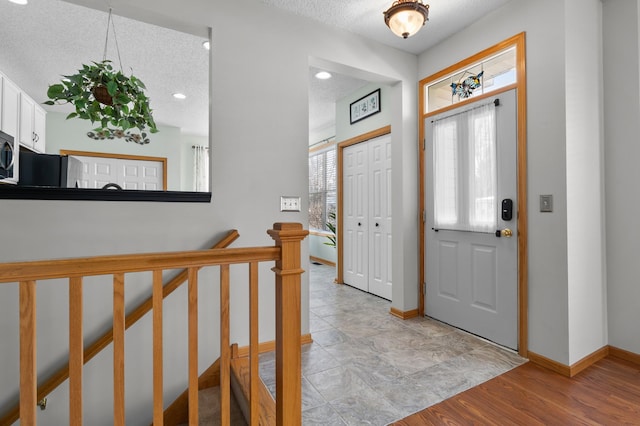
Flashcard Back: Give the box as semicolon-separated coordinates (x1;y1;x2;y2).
0;230;239;426
0;245;280;282
1;224;306;425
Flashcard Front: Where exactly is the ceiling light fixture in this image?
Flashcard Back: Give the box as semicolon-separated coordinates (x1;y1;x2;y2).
315;71;332;80
173;93;187;100
8;0;28;5
202;40;210;50
383;0;429;39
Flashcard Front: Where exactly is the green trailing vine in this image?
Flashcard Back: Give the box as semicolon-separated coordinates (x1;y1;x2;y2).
44;60;158;144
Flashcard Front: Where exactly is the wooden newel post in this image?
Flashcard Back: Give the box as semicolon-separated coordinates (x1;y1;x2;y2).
267;223;308;426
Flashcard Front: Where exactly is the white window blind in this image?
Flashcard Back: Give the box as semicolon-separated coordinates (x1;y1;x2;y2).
309;147;336;231
433;102;497;233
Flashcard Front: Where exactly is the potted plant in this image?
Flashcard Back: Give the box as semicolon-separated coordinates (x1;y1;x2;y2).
324;211;337;248
44;60;158;144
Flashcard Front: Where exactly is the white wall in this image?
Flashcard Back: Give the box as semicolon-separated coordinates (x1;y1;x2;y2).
335;83;393;142
334;79;419;312
418;0;640;364
309;82;394;266
603;0;640;355
315;82;394;279
309;233;337;264
418;0;571;363
565;0;608;365
0;0;419;423
309;124;335;146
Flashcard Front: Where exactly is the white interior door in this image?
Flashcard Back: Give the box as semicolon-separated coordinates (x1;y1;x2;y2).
342;135;393;300
425;89;518;350
368;135;392;300
343;143;368;292
121;161;163;190
71;155;164;190
78;156;118;188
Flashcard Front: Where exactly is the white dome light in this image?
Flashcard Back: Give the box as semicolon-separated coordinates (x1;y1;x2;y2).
315;71;332;80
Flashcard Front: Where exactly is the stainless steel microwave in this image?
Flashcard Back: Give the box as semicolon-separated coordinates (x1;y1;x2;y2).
0;130;17;184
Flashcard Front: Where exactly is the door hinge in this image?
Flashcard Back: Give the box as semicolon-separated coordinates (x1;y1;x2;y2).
423;138;426;150
423;282;426;293
422;210;426;223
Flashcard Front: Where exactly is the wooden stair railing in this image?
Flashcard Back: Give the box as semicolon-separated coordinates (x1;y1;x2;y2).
0;229;239;426
0;223;307;426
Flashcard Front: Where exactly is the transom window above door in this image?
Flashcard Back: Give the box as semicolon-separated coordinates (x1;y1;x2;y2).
425;47;516;113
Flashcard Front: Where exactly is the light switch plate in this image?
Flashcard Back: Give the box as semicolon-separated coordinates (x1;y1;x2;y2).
540;194;553;212
280;196;301;212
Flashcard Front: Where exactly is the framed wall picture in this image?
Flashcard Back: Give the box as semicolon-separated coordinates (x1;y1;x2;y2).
350;89;381;124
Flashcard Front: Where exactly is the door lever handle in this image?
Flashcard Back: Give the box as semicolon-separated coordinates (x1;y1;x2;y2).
495;228;513;238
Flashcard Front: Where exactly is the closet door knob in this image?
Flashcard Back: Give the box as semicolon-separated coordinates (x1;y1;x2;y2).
358;222;362;226
375;223;379;227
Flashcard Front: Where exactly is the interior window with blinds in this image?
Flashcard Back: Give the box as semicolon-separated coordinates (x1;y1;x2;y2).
309;147;337;231
433;102;497;233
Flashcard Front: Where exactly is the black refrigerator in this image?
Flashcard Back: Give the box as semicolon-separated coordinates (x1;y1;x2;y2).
19;150;70;187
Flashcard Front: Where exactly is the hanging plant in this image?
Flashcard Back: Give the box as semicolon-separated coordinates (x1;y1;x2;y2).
44;60;158;145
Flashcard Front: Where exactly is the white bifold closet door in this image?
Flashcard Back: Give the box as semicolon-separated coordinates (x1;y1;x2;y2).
343;133;392;300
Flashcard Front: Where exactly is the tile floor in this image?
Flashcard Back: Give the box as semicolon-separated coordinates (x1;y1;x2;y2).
258;262;526;425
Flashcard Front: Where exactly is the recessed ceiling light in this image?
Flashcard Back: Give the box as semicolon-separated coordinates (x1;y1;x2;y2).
8;0;28;4
173;93;186;100
315;71;332;80
202;40;210;50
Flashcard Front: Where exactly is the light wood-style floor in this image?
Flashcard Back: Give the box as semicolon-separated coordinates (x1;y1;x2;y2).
392;356;640;425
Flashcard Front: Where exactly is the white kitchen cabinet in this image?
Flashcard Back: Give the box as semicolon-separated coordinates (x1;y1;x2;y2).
342;133;393;300
33;105;46;153
0;74;20;184
1;71;48;184
20;94;46;153
1;74;20;139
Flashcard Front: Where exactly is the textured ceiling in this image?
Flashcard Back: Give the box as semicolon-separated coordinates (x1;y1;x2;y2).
260;0;513;55
309;67;369;136
267;0;513;136
1;0;513;140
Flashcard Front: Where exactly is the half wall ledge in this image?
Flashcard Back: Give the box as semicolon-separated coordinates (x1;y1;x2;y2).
0;186;211;202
